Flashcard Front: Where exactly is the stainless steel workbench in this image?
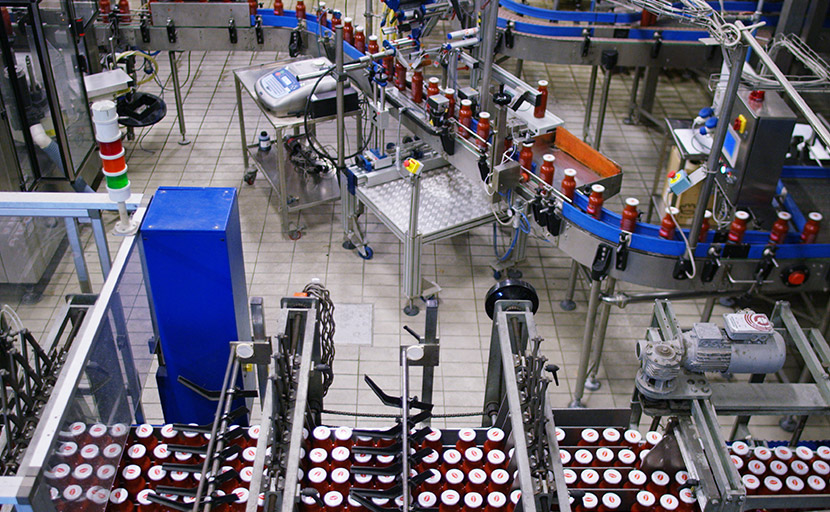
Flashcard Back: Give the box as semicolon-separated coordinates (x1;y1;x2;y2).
234;59;346;239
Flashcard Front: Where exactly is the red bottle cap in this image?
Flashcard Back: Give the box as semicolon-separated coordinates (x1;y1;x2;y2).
659;494;678;511
731;441;750;457
488;492;507;509
464;492;484;509
636;491;655;507
618;449;636;466
581;429;599;444
441;490;460;506
624;430;642;445
418;492;438;508
742;474;760;491
580;469;599;486
601;493;621;510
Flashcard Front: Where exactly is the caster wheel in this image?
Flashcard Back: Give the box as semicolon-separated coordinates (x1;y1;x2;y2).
358;246;374;260
243;171;257;185
493;270;502;280
484;279;539;319
288;230;302;241
585;377;602;391
342;240;356;250
507;269;523;279
403;304;420;316
560;300;576;311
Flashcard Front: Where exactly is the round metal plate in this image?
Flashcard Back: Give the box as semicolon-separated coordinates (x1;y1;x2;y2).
484;279;539;319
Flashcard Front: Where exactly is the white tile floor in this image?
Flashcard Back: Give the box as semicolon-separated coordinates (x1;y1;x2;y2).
3;7;829;442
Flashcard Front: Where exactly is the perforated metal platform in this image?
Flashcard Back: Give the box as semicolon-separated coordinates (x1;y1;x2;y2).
356;166;497;242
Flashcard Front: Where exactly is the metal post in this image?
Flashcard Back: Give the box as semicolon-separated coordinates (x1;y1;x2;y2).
701;296;717;322
88;210;112;279
400;346;417;512
515;58;524;79
569;278;602;408
64;217;92;293
625;67;643;124
364;0;373;37
236;76;249;169
582;66;599;142
475;0;500;114
168;51;191;146
585;277;616;391
404;171;422;316
560;260;579;311
335;26;351;242
688;44;747;250
594;66;613;150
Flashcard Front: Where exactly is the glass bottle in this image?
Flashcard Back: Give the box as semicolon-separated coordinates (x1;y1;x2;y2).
586;184;605;219
631;491;656;512
519;141;534;171
659;207;679;240
458;100;473;138
295;0;305;19
801;212;822;243
273;0;284;15
769;211;791;244
118;0;131;21
354;26;365;52
561;168;577;200
476;112;491;151
411;70;424;103
699;210;712;242
621;198;639;232
330;9;341;28
534;80;548;118
343;17;354;44
727;211;750;244
316;2;326;25
367;35;379;55
540;154;555;185
444;88;456;118
395;62;406;91
427;77;440;97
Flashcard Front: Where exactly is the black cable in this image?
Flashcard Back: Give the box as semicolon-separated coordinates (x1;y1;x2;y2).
303;282;336;395
302;65;372;165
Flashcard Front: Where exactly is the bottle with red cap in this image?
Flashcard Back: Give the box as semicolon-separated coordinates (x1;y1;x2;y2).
746;459;767;479
330;446;351;469
768;458;789;479
419;450;441;473
56;441;79;465
307;466;328;494
423;428;443;451
353;472;373;489
768;211;791;244
463;447;484;472
87;423;109;444
443;449;462;472
96;464;117;486
812;459;830;478
376;474;395;490
789;459;810;478
507;490;521;512
417;491;437;510
329;468;350;495
323;491;343;511
727;211;750;244
630;490;656;512
784;475;805;495
560;168;577;200
134;423;158;451
440;489;461;512
730;441;751;462
121;464;146;495
477;113;492;151
108;488;131;512
671;470;690;495
486;450;507;472
750;445;773;465
586;185;605;219
560;449;572;467
729;454;744;473
421;469;442;494
147;465;168;488
533;80;548;119
458;100;473;138
563;469;577;487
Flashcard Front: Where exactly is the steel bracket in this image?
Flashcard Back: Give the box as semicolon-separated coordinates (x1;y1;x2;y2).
228;19;237;44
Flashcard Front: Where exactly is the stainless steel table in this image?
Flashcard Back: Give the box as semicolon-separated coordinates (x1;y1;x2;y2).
234;59;349;239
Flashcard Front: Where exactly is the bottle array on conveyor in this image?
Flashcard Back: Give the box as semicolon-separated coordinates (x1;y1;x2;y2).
300;426;522;512
729;441;830;499
43;422;265;511
556;427;698;512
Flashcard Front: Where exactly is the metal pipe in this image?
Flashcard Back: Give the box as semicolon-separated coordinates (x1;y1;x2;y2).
739;21;830;149
364;0;373;37
569;278;602;408
582;65;599;142
560;260;580;310
168;51;191;146
594;66;613;150
687;44;747;251
400;346;414;512
601;288;747;307
335;20;343;131
586;277;616;390
475;0;500;114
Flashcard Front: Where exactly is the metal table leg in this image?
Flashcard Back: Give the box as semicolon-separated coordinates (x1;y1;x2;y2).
560;260;580;311
701;296;717;322
582;66;599;143
168;51;190;146
88;209;112;279
64;217;92;293
593;66;614;151
235;75;249;170
570;278;603;408
624;67;644;125
585;277;617;391
404;171;423;316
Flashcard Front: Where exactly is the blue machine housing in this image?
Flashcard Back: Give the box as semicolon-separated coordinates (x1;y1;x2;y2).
140;187;251;424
